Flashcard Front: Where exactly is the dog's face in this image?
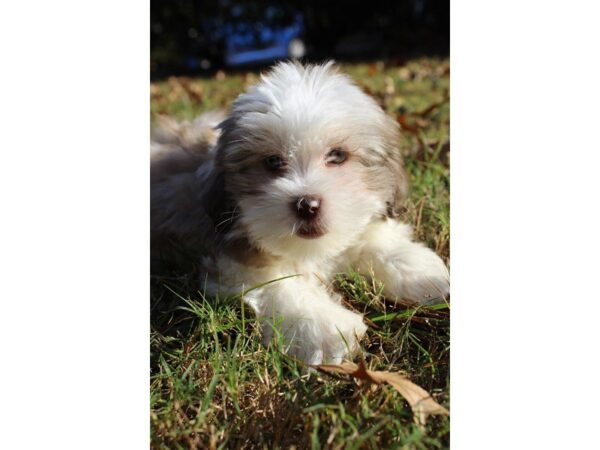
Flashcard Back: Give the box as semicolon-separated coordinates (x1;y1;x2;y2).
215;62;407;260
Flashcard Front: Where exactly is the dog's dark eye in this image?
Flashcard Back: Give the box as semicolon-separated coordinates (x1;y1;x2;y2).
325;148;347;165
264;155;285;171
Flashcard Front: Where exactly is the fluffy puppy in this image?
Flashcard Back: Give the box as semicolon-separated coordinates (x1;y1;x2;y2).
151;61;449;364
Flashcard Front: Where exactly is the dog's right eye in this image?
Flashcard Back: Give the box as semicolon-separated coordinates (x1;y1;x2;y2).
264;155;285;172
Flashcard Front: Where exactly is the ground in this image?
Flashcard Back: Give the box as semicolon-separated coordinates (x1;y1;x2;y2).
150;57;450;450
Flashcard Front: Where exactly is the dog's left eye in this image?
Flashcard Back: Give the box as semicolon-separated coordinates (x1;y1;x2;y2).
325;148;348;165
264;155;286;172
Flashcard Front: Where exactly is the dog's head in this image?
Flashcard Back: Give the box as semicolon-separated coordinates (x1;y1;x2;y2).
214;62;407;260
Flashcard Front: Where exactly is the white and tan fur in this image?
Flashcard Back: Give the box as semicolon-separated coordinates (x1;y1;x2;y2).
151;62;449;364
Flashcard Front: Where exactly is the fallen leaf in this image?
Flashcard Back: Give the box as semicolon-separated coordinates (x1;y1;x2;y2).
397;114;427;133
314;360;448;425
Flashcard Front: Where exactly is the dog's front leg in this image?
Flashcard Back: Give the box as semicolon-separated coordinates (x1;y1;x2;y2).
243;276;367;365
348;219;450;305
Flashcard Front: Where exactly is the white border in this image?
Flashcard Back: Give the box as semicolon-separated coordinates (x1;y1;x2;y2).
0;1;149;448
452;1;600;448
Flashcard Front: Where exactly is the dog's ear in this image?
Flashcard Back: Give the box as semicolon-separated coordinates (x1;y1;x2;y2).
151;164;236;257
203;170;237;235
379;115;409;218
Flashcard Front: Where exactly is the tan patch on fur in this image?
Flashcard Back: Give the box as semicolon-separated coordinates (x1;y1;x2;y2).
225;238;278;268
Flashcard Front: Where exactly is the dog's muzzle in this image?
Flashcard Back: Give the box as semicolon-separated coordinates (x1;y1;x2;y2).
294;196;321;220
292;196;326;238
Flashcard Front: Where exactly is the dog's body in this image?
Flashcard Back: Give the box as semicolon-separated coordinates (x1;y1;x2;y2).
151;62;449;364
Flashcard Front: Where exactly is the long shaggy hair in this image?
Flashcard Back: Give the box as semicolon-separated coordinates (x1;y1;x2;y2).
151;62;449;364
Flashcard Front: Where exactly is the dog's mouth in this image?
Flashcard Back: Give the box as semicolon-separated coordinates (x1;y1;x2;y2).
296;223;326;239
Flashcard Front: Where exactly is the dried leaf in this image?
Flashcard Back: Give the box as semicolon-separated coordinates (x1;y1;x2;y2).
397;114;427;133
315;360;448;425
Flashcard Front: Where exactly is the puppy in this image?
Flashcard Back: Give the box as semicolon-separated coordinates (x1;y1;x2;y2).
151;62;449;364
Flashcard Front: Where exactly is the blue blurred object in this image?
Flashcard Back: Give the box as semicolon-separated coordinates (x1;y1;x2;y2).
221;6;305;67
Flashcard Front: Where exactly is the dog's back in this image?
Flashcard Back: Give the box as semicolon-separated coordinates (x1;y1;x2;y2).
151;111;225;182
151;111;226;272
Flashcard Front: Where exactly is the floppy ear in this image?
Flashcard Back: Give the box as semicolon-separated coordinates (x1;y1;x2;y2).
152;166;235;235
150;164;236;268
202;170;237;235
380;115;409;218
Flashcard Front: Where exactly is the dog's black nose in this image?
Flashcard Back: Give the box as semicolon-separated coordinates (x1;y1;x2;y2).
294;196;321;220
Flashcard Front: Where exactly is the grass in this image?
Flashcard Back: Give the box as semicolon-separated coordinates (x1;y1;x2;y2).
151;57;450;449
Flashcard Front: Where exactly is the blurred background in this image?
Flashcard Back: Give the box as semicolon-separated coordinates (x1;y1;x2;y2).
151;0;449;78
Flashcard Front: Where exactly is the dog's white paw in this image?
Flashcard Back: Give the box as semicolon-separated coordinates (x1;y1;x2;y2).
350;220;449;305
247;283;367;365
282;306;367;365
381;245;449;305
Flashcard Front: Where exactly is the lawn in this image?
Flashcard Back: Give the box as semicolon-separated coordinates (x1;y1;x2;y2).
150;57;450;450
